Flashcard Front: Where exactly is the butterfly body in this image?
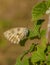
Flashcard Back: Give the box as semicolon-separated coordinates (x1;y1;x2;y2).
4;28;28;44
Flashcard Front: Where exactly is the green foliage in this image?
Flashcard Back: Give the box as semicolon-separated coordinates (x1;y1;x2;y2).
32;0;50;21
31;30;47;64
22;57;29;65
31;51;40;63
47;54;50;62
15;57;29;65
29;19;44;38
0;0;50;65
20;38;28;46
48;45;50;52
31;51;46;63
32;1;47;21
47;62;50;65
15;57;22;65
29;43;35;52
40;30;47;51
15;1;50;65
46;0;50;8
46;54;50;65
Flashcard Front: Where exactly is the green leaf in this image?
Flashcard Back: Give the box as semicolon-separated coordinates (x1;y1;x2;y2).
37;49;46;61
40;29;46;37
40;30;47;51
31;51;46;64
32;24;40;37
29;19;44;38
47;62;50;65
22;57;29;65
29;30;34;38
29;43;35;52
20;50;29;60
15;56;29;65
15;57;22;65
15;60;22;65
47;54;50;62
32;1;47;21
37;45;44;52
46;0;50;8
20;38;28;46
48;45;50;52
31;51;40;63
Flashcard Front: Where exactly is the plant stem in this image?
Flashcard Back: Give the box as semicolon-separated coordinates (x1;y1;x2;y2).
46;15;50;41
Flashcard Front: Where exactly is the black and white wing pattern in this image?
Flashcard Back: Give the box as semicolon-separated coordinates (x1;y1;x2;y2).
3;27;28;44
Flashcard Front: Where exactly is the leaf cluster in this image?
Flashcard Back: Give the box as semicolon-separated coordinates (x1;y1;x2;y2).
3;1;49;65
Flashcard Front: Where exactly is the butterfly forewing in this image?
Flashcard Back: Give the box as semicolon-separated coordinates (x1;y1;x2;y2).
3;28;28;44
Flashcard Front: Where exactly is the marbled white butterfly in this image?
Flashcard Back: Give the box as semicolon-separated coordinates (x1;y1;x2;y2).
3;27;28;44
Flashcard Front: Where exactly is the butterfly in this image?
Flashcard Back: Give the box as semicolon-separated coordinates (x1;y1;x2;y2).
3;27;28;44
46;7;50;14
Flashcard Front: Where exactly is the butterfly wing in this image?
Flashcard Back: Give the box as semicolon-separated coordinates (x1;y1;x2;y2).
3;28;28;44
